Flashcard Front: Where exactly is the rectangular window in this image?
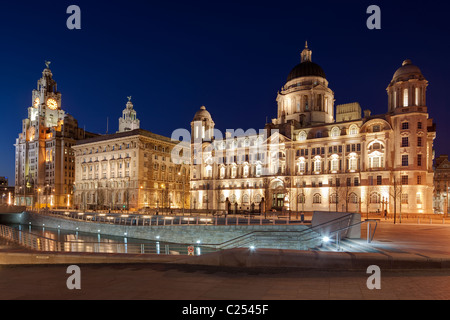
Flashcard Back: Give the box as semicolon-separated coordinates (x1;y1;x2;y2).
417;137;422;147
417;154;422;166
376;175;382;186
401;193;408;204
402;155;409;167
417;175;422;185
401;175;408;185
402;122;409;130
369;176;374;186
401;137;409;147
418;122;422;130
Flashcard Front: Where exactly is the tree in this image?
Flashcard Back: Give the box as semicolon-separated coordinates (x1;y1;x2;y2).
389;173;403;224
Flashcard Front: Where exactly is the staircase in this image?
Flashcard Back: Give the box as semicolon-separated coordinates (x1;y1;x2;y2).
311;238;380;253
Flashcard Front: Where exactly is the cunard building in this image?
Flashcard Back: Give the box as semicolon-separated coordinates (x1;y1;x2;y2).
14;62;96;208
190;44;436;215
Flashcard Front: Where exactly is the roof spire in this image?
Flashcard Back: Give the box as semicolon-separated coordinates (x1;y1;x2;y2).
305;41;308;49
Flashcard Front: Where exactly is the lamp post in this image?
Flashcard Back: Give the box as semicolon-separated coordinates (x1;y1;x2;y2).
179;171;185;214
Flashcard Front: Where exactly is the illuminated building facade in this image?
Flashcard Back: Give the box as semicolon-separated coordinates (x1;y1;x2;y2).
190;44;436;215
14;63;96;208
73;102;189;211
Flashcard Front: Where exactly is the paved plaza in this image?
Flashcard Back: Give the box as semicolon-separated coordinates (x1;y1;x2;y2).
1;220;450;300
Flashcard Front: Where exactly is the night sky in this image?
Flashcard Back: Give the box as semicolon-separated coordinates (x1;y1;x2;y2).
1;0;450;185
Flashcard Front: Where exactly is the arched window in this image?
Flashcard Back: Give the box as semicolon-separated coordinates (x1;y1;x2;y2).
348;153;358;171
298;157;306;174
403;88;409;107
219;166;225;179
205;165;212;178
231;165;237;178
314;157;322;172
349;124;359;136
243;164;249;177
330;154;339;172
349;193;358;204
298;193;306;204
255;163;262;177
298;131;307;141
330;127;340;138
370;193;381;204
243;194;249;204
313;193;322;204
330;193;338;204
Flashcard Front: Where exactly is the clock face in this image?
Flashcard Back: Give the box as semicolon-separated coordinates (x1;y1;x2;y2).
47;98;58;110
33;98;40;108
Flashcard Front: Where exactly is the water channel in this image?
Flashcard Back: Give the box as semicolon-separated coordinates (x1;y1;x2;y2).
4;223;216;255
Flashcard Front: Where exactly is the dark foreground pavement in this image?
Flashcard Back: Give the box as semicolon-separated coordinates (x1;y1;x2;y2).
2;221;450;300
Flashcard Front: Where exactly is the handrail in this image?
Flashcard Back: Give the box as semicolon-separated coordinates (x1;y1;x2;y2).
208;214;377;250
213;212;355;248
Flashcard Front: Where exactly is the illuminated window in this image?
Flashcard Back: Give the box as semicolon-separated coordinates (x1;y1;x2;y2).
349;125;358;136
298;131;307;141
403;88;409;107
370;193;381;204
243;165;249;177
330;127;340;137
348;155;357;171
415;87;420;106
255;163;262;177
330;156;338;172
231;165;237;178
314;158;321;172
401;194;408;204
205;165;212;178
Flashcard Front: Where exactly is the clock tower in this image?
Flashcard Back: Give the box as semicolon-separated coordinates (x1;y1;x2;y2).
15;62;96;208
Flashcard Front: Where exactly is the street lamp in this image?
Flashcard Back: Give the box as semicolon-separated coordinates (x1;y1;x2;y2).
178;171;185;214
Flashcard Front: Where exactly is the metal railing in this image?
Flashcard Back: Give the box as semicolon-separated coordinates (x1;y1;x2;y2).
29;210;307;227
0;224;210;256
207;213;378;250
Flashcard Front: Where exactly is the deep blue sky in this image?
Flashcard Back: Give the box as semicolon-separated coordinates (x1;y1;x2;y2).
1;0;450;185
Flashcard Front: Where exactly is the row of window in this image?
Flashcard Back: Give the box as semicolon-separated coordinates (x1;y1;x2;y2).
401;136;424;148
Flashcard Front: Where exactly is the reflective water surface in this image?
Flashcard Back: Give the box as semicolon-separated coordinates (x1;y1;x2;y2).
5;223;215;255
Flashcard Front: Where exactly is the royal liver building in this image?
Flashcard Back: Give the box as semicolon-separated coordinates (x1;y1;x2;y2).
189;44;436;215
